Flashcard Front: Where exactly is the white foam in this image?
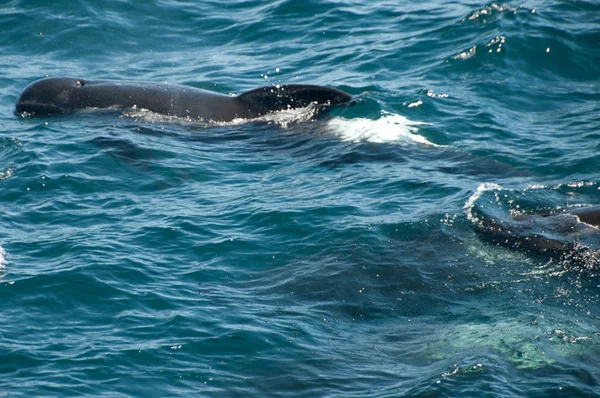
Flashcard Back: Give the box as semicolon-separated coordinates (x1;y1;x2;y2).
0;245;6;269
325;112;436;145
248;105;319;128
121;108;211;125
452;46;476;60
0;168;14;180
121;104;320;128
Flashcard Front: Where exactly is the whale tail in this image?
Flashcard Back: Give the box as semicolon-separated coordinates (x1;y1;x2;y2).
237;84;352;116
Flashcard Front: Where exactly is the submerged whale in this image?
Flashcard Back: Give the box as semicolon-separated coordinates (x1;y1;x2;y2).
512;205;600;229
15;77;353;122
473;205;600;265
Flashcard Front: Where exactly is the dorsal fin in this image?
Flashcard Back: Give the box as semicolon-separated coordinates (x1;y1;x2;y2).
237;84;352;116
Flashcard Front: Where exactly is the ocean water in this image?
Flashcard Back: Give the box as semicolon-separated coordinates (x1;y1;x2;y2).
1;0;600;396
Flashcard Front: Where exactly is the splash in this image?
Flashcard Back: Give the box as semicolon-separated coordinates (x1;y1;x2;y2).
452;46;477;60
462;3;516;23
121;107;436;145
325;112;436;145
251;104;320;128
0;245;6;269
464;182;502;222
121;104;320;128
0;168;14;180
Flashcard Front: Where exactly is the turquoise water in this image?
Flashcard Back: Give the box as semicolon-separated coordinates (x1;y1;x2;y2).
2;0;600;396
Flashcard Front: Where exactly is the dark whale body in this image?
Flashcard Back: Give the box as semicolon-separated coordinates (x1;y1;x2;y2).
15;77;353;122
513;205;600;229
474;205;600;266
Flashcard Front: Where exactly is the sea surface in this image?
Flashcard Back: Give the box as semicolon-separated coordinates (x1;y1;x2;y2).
1;1;600;396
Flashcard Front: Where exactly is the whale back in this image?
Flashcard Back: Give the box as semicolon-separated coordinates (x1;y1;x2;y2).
15;77;352;122
567;206;600;228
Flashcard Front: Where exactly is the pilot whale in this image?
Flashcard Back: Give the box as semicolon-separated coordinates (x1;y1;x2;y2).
473;205;600;265
512;205;600;229
15;77;353;122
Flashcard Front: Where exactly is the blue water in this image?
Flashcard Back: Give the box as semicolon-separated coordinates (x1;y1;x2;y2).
1;1;600;396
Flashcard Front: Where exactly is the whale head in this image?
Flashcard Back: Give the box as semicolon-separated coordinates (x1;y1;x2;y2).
15;77;83;116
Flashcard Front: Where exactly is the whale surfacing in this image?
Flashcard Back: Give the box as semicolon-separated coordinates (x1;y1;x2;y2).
473;204;600;267
15;77;353;122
